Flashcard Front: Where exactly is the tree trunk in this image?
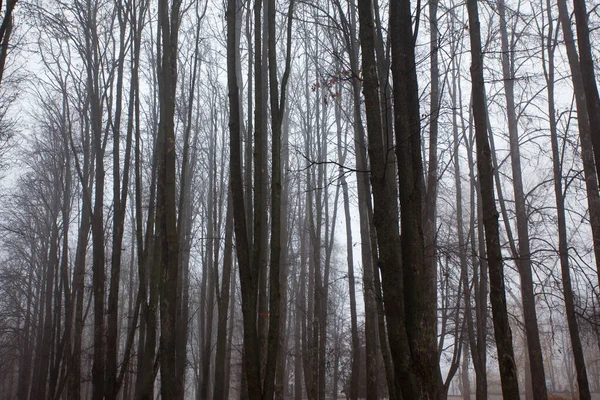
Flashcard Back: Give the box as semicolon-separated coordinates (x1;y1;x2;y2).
214;193;234;400
156;0;182;394
497;1;547;398
227;0;262;397
390;0;442;396
264;0;294;397
466;0;520;396
556;0;600;286
356;0;419;398
451;38;482;400
543;4;591;398
342;2;382;398
572;0;600;190
337;81;359;400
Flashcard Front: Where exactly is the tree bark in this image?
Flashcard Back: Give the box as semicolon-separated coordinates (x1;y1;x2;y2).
390;0;442;396
264;0;293;397
466;0;520;396
156;0;182;394
227;0;262;397
556;0;600;284
496;1;547;398
572;0;600;190
543;3;591;397
356;0;419;398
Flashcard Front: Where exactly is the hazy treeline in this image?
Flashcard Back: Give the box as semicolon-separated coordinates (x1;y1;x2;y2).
0;0;599;398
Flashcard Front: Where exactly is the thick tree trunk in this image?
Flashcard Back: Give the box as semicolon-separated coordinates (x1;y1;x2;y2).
390;0;442;396
156;0;182;395
356;0;419;398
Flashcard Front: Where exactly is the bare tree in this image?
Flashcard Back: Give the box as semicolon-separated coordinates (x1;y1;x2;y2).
466;0;520;396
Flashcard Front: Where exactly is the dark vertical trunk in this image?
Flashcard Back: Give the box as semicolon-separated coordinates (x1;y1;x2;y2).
343;2;381;397
390;0;441;396
175;3;203;394
556;0;600;286
466;0;520;396
214;193;234;400
497;1;547;398
201;138;218;399
30;250;47;400
0;0;16;85
37;224;59;400
471;121;489;400
134;30;158;398
256;0;270;377
357;0;417;398
156;0;181;394
17;241;36;400
224;263;236;400
572;0;600;189
227;0;261;397
307;123;322;400
106;4;134;397
451;41;477;400
86;3;106;396
275;109;291;400
264;0;293;397
424;0;440;370
69;116;93;400
295;191;306;400
543;3;591;398
337;90;359;400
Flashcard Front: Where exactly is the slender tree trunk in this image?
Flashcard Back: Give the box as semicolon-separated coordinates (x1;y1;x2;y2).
264;0;293;397
424;3;440;383
342;3;381;397
337;84;359;400
543;4;591;397
497;1;547;398
556;0;600;282
572;0;600;189
257;0;270;376
215;193;234;400
63;91;93;399
17;240;36;400
227;0;261;397
35;222;60;400
134;30;158;397
106;5;135;397
466;0;520;396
